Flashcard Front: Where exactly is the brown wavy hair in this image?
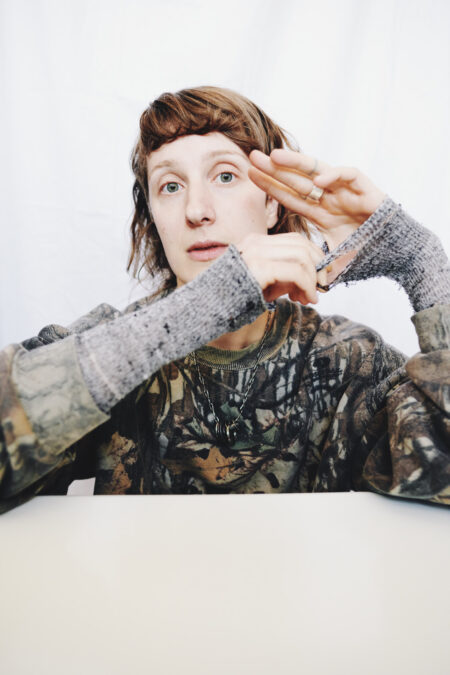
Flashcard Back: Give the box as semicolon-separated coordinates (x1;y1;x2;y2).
127;85;309;296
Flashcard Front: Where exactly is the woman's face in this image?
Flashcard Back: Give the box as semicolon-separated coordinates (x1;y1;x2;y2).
146;132;278;286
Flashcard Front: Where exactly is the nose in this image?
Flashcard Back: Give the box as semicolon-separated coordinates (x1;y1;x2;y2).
185;182;216;228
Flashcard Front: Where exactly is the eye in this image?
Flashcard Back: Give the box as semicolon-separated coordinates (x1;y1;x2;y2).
160;181;181;194
217;171;236;184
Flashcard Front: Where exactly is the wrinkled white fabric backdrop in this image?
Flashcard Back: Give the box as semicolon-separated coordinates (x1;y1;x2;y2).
1;0;449;357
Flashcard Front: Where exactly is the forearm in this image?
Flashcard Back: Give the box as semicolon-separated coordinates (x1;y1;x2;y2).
0;339;103;507
359;303;450;504
12;244;267;457
316;196;450;312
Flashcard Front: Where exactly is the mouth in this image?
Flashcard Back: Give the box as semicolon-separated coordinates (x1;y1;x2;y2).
187;241;228;262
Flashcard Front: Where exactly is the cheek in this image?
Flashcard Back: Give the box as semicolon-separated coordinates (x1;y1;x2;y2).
236;189;270;229
151;206;181;249
155;225;182;260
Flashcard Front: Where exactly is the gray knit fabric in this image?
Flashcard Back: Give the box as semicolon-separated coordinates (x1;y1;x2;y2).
75;244;268;414
76;197;449;416
316;196;450;312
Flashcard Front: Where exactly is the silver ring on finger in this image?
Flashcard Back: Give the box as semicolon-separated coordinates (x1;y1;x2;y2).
306;185;324;202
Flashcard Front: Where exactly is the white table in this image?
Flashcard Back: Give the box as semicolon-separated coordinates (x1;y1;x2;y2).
1;492;449;675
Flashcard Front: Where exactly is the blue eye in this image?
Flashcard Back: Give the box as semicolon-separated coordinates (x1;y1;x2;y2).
161;182;180;194
160;172;235;194
218;172;235;183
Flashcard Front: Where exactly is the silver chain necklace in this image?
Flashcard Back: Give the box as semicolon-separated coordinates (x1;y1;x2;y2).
190;310;273;445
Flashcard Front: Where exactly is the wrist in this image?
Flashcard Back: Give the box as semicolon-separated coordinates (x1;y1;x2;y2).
316;195;399;275
319;197;450;313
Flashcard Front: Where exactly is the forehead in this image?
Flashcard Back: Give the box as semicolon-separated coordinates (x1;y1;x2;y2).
146;132;248;177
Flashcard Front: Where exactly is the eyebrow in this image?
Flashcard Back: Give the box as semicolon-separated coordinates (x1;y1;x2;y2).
148;149;246;179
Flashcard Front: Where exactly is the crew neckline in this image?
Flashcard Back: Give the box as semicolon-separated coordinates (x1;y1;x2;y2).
186;298;295;370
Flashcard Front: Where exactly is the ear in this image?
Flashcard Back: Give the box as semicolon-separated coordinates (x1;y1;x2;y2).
265;195;279;231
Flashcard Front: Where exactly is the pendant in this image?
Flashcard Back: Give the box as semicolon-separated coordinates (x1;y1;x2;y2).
215;420;238;445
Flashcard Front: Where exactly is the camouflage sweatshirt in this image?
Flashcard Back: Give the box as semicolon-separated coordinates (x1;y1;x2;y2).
1;211;450;514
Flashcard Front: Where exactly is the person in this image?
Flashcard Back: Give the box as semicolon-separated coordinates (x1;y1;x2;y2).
0;85;449;515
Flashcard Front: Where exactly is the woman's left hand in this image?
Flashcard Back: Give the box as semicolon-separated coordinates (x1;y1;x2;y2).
248;148;387;252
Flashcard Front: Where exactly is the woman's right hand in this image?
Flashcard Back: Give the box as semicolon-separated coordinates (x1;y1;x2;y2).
236;232;329;305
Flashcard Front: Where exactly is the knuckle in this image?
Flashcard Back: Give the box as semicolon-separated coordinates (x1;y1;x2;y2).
238;232;262;256
279;231;303;241
296;250;313;268
239;232;255;247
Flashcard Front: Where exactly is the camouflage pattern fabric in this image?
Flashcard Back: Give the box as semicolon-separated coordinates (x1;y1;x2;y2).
1;296;449;515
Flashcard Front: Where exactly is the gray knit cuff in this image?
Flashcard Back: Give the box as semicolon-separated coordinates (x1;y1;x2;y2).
75;244;268;413
316;196;450;312
316;196;400;273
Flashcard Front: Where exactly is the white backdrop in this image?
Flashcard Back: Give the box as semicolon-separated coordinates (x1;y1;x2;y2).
1;0;449;356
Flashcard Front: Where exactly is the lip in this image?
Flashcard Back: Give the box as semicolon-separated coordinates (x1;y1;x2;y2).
188;240;227;252
187;240;228;262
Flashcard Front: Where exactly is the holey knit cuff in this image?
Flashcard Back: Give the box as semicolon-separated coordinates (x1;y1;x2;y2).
75;244;268;414
316;196;450;313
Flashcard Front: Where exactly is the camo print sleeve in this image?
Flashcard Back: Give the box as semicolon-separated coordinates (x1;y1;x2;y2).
0;303;129;515
313;304;450;506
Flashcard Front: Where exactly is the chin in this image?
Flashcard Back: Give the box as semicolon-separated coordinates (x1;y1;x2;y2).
176;270;202;287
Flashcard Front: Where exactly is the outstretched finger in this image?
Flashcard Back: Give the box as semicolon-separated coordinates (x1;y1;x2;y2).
268;148;329;177
313;167;362;192
248;166;325;224
248;150;318;198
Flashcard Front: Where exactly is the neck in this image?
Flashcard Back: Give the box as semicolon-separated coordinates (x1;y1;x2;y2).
207;309;273;351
